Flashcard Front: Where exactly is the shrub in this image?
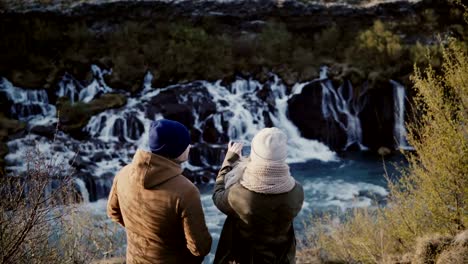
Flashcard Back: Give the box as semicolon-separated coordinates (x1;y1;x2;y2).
388;39;468;240
0;144;77;263
301;38;468;263
346;20;403;72
256;22;292;67
0;131;125;264
410;42;443;69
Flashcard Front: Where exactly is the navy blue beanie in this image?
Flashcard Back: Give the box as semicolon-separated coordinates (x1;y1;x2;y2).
149;119;191;159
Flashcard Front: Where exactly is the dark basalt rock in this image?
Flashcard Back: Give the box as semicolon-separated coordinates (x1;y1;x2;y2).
145;89;194;128
76;172;98;202
288;80;347;150
30;124;57;139
359;81;397;150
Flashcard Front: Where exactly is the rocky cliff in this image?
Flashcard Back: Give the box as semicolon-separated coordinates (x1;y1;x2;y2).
0;0;466;182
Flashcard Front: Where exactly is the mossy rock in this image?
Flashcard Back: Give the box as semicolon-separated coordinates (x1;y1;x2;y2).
58;94;127;137
0;115;26;141
57;99;91;136
88;93;127;113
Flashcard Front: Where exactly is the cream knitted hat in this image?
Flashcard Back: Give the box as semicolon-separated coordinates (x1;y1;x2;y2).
239;128;296;194
250;127;288;163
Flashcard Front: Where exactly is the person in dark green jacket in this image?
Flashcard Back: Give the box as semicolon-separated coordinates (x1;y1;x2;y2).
212;127;304;264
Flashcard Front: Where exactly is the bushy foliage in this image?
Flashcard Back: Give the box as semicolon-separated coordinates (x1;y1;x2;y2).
347;20;403;71
0;134;124;264
256;22;292;65
57;94;126;134
302;39;468;263
308;209;396;263
0;144;76;263
389;40;468;240
410;42;443;69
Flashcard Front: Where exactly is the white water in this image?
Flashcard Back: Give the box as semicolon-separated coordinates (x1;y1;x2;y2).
269;75;337;162
1;67;402;263
301;178;388;212
203;79;266;142
79;154;392;263
57;65;113;104
390;80;413;150
319;66;367;150
75;178;90;203
0;78;56;125
203;76;337;162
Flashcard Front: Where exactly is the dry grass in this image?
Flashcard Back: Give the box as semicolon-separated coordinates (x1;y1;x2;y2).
299;39;468;263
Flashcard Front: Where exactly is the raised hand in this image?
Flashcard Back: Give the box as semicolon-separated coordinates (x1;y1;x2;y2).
228;141;243;157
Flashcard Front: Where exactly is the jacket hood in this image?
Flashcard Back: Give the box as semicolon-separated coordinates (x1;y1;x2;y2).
131;149;183;189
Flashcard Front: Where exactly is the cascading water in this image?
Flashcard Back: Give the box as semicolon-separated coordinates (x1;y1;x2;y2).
3;65;399;208
2;65;121;201
5;68;338;187
319;66;367;150
57;64;113;103
75;178;90;203
390;80;412;150
2;68;401;264
203;76;337;162
203;79;267;142
269;76;337;162
0;78;56;125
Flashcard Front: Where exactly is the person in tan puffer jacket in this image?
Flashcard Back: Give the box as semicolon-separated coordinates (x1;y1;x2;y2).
107;119;212;263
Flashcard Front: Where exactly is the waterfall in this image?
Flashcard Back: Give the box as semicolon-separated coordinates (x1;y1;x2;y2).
4;71;339;202
204;79;266;142
0;77;56;125
319;66;367;150
203;76;337;162
57;65;113;104
269;77;337;162
75;178;90;203
83;72;173;147
390;80;412;150
85;110;146;143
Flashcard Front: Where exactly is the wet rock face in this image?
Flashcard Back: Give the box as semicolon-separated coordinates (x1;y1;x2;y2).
145;83;218;130
288;81;348;150
288;79;400;152
359;82;396;150
145;90;195;129
30;124;57;139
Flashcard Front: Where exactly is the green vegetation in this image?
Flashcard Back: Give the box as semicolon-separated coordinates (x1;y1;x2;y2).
300;39;468;263
57;93;126;135
348;20;403;72
1;1;464;90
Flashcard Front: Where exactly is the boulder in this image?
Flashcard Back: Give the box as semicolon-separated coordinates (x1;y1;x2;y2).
76;172;98;202
359;81;396;150
287;80;347;150
30;125;57;139
202;115;229;144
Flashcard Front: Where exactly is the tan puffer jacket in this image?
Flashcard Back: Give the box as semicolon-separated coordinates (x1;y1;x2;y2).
107;149;212;263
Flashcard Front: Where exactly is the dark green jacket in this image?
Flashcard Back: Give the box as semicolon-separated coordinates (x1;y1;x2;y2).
212;152;304;264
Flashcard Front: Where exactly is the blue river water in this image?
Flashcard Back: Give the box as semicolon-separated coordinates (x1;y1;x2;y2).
196;151;405;263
